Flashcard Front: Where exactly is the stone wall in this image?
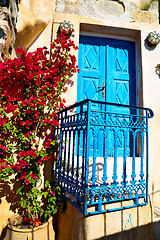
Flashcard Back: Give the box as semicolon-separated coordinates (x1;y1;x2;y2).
55;0;159;23
0;0;19;61
0;0;158;60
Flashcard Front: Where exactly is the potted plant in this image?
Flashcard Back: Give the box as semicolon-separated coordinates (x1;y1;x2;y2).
0;27;78;239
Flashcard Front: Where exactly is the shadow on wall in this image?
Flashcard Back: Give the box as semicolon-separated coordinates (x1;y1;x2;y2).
0;227;7;240
0;182;21;213
54;199;160;240
0;182;21;240
15;21;47;51
95;221;160;240
54;213;160;240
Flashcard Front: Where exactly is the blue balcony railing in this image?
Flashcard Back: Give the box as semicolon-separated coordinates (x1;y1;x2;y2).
56;99;153;215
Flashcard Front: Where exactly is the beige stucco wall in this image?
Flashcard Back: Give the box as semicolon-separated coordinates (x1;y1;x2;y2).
15;0;56;51
1;0;160;239
51;14;160;240
45;13;160;239
55;201;156;240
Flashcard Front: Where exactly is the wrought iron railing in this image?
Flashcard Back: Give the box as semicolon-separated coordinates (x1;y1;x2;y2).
56;99;153;215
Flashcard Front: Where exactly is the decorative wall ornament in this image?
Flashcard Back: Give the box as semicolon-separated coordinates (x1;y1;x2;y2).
146;31;160;47
59;20;74;34
155;64;160;75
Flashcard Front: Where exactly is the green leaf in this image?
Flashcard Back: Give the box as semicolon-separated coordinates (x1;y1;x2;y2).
45;180;50;188
16;186;24;196
20;198;27;208
43;191;48;198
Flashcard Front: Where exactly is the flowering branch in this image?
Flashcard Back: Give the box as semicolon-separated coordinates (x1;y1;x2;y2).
0;29;78;226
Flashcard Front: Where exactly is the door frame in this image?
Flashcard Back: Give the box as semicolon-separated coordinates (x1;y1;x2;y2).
78;23;143;108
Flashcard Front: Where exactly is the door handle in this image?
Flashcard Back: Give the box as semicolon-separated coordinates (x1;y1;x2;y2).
98;82;105;99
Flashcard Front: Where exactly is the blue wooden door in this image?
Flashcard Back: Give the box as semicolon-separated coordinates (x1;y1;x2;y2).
77;36;136;156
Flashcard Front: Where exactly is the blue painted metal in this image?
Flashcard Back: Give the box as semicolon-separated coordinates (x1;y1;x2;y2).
56;99;153;215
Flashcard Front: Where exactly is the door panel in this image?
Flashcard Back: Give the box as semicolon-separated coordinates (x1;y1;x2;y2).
77;36;106;157
77;36;106;104
106;39;136;156
106;38;136;106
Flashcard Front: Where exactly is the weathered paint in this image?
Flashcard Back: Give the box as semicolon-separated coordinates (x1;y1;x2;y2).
124;213;133;230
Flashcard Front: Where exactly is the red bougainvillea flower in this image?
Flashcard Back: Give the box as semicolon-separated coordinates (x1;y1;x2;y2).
33;219;41;227
24;179;30;185
19;172;27;179
30;173;38;180
51;191;55;196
